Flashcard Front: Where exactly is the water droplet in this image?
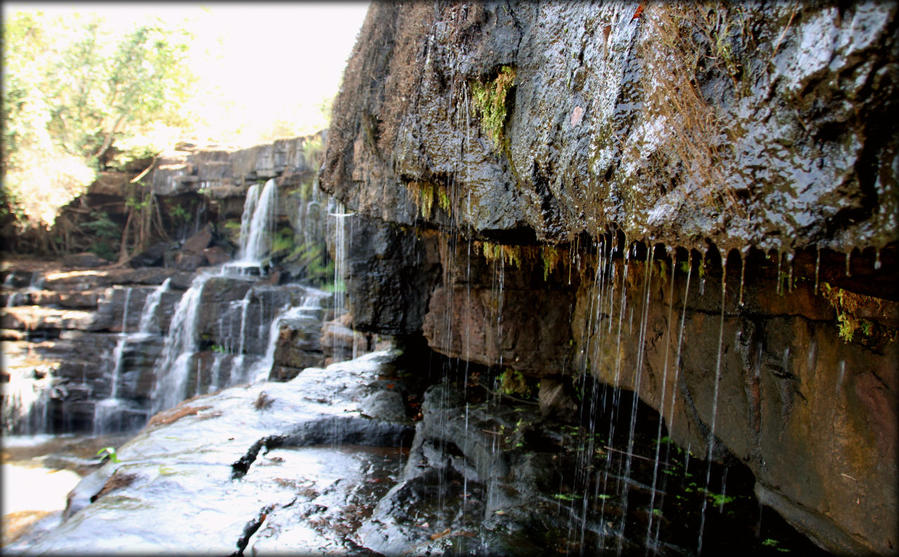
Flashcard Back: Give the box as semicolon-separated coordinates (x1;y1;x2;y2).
814;246;821;295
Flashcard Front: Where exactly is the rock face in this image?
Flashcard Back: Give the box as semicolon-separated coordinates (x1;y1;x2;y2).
321;2;898;553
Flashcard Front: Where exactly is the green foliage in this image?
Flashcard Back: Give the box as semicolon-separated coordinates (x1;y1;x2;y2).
706;491;736;507
2;11;195;225
820;282;878;343
81;210;120;260
96;446;120;463
168;204;190;224
302;135;324;166
272;227;295;255
470;66;516;149
762;538;790;553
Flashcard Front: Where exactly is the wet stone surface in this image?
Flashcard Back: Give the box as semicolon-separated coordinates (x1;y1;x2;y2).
6;351;414;555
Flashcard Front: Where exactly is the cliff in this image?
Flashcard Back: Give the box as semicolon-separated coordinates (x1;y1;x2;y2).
321;2;898;553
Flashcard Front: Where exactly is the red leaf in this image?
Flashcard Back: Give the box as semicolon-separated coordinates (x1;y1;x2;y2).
632;4;644;20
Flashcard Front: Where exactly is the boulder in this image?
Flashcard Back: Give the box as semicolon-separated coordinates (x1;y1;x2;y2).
62;252;109;269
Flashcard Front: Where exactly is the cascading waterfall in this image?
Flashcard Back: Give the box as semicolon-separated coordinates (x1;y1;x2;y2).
150;273;210;414
239;179;278;263
138;278;170;334
149;179;281;414
94;279;171;434
247;291;328;383
93;288;133;434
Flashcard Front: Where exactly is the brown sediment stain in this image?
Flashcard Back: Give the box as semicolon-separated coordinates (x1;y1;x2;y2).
147;404;213;428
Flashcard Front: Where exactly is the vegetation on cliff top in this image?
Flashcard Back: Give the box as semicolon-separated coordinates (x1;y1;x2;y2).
2;11;195;228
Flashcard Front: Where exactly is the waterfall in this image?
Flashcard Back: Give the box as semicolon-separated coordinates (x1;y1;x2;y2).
248;292;327;383
93;279;176;434
238;179;278;265
138;278;170;334
150;273;211;414
149;181;284;414
92;288;133;435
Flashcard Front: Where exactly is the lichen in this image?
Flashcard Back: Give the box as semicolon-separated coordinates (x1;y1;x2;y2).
470;66;516;150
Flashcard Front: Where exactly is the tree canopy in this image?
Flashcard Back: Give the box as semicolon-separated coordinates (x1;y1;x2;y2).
2;11;195;226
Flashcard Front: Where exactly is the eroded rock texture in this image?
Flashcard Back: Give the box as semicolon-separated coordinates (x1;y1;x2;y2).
321;2;898;553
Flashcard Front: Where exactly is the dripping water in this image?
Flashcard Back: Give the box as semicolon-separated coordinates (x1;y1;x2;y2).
615;244;655;556
697;263;728;555
814;246;821;295
645;249;678;547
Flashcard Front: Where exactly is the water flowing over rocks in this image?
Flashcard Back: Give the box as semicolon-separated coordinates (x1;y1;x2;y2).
6;351;414;555
319;2;898;554
1;132;347;437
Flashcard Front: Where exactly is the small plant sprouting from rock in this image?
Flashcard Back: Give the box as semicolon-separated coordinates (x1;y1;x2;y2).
498;368;530;398
820;282;879;343
471;66;516;150
97;446;120;463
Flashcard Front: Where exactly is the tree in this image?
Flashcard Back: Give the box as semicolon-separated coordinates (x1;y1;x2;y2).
2;11;196;227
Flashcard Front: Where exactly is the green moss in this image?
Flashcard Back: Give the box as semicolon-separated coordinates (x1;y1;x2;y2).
437;187;451;214
478;241;522;269
471;66;516;150
499;368;530;398
542;246;561;281
820;282;881;343
271;227;295;255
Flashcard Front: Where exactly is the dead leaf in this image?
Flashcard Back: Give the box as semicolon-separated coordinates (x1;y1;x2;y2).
430;528;452;541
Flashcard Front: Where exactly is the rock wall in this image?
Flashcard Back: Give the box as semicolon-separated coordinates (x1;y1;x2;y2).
321;2;898;554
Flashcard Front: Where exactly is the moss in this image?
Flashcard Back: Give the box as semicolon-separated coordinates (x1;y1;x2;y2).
271;227;295;255
499;368;530;398
437;187;451;214
478;241;522;269
820;282;889;343
542;245;561;281
471;66;516;150
407;181;452;219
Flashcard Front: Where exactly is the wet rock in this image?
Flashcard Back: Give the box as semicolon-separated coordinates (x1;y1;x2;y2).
320;2;898;553
203;245;231;266
538;377;578;421
344;215;442;336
